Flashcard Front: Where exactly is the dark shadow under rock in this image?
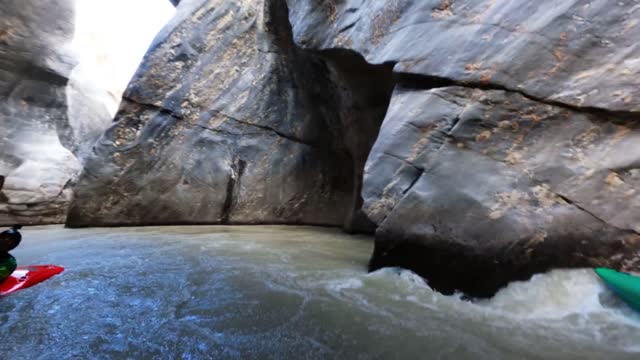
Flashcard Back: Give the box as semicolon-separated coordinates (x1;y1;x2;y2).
314;49;395;233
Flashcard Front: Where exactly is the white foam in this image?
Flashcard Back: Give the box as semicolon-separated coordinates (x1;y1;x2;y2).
368;267;640;322
481;269;608;319
325;278;364;292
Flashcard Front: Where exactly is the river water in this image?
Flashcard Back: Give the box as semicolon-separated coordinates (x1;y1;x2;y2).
0;226;639;359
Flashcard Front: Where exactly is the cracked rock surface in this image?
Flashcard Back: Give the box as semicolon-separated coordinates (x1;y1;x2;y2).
69;0;640;295
363;86;640;296
289;0;640;111
288;0;640;295
67;0;393;229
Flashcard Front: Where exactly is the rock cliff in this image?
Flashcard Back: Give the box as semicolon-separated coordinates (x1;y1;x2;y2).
67;0;392;231
288;0;640;295
0;0;172;226
68;0;640;296
0;0;85;225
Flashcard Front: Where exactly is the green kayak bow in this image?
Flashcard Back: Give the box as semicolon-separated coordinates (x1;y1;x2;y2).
595;267;640;311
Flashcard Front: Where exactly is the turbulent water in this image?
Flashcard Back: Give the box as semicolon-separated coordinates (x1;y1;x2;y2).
0;226;639;359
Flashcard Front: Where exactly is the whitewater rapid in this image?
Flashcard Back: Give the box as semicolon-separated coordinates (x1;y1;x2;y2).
0;226;638;359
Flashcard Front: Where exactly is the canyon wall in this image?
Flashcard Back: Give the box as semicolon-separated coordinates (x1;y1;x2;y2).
68;0;640;295
67;0;392;232
0;0;173;226
0;0;93;225
287;0;640;295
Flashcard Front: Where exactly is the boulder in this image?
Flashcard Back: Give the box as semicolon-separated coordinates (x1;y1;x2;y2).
286;0;640;295
363;86;640;296
67;0;393;230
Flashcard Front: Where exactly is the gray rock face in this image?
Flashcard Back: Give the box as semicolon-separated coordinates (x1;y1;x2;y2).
288;0;640;111
0;0;80;225
67;0;393;230
363;86;640;296
286;0;640;295
65;76;114;160
0;0;138;226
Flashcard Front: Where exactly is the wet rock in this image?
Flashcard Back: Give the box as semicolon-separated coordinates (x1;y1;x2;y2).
363;86;640;296
67;0;393;229
286;0;640;296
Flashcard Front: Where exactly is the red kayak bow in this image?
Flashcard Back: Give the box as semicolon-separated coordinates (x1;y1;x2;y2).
0;265;64;296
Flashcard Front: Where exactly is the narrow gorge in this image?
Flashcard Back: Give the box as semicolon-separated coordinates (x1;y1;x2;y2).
4;1;640;358
3;0;640;298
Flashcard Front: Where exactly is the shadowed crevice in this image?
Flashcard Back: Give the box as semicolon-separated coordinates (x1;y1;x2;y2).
393;71;640;119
